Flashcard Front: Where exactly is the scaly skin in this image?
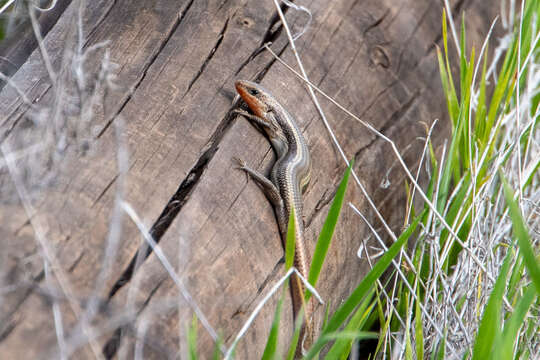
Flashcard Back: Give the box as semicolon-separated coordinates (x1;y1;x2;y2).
234;80;313;356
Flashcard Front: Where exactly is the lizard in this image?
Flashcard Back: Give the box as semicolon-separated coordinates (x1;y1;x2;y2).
233;80;313;355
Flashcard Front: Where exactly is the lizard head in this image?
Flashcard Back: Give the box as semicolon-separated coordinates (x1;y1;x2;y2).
235;80;289;156
235;80;276;118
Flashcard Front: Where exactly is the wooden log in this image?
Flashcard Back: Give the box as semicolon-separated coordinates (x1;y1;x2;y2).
0;0;500;358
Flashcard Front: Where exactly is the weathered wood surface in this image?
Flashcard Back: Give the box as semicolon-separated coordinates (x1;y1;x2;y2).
0;0;500;358
0;0;72;88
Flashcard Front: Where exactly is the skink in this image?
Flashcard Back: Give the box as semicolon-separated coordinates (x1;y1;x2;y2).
234;80;313;355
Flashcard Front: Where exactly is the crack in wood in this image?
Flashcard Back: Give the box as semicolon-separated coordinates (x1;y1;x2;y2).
253;43;289;82
0;269;44;341
305;188;334;229
68;249;85;273
102;263;166;358
396;2;434;74
230;257;284;323
387;90;419;126
97;0;196;138
363;8;390;35
106;146;216;299
91;174;118;208
358;90;420;156
103;319;172;360
86;0;119;43
101;104;241;357
1;81;49;143
185;17;230;96
233;4;288;76
0;320;17;343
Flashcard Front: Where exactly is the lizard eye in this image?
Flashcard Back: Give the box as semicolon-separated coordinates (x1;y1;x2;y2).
249;88;259;96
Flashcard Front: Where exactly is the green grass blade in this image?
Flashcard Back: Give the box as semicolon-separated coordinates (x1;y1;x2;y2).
498;285;536;360
471;250;512;360
188;314;198;360
405;296;413;360
261;292;284;360
304;217;419;358
415;290;424;360
432;331;447;360
437;46;459;128
460;46;475;167
373;292;391;357
286;208;296;270
320;331;378;341
212;335;223;360
459;14;467;95
322;300;331;329
486;47;516;132
506;252;525;300
436;46;461;211
304;331;378;360
501;173;540;292
441;11;459;125
325;289;375;359
523;156;540;191
283;210;298;359
285;309;304;360
475;42;489;143
307;161;353;299
373;291;391;357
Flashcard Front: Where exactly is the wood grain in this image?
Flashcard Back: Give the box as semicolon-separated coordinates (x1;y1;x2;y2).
0;0;501;358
